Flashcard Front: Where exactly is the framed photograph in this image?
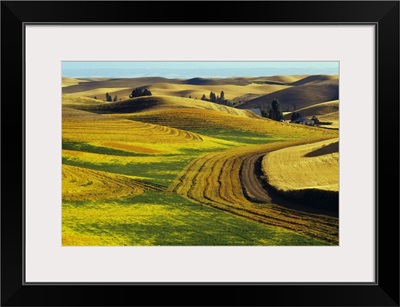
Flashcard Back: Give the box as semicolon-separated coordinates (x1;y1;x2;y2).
1;1;399;306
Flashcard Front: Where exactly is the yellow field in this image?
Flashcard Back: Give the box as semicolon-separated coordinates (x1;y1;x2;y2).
170;137;339;244
62;164;145;201
122;106;338;137
63;104;242;188
290;75;339;86
69;87;132;99
283;100;339;128
147;83;290;99
62;75;340;246
262;138;339;192
253;75;309;83
239;78;338;111
91;95;338;138
65;83;291;101
317;112;339;129
62;77;88;87
285;100;339;118
62;94;103;105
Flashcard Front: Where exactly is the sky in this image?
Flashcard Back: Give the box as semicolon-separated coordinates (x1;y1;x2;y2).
62;61;339;78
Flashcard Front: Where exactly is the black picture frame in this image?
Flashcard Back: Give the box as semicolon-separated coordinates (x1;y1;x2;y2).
1;1;399;306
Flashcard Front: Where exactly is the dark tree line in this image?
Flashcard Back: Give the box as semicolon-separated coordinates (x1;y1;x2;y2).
261;99;284;121
129;88;152;98
201;90;233;106
291;111;302;122
105;93;118;102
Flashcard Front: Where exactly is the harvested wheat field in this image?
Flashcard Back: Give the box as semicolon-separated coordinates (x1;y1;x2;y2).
262;138;339;212
62;77;89;88
263;138;339;192
62;164;145;201
62;62;339;246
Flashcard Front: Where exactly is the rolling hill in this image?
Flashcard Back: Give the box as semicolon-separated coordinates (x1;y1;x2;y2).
237;79;339;111
146;83;290;101
62;77;184;94
62;74;340;246
252;75;308;84
67;95;258;117
289;74;339;86
62;77;89;88
284;100;339;118
283;100;339;128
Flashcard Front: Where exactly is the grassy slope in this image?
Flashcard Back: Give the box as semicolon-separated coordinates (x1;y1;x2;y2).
62;107;329;246
170;137;339;244
70;95;258;117
62;77;89;88
62;83;339;246
62;75;320;102
289;75;339;86
63;191;326;246
261;139;339;212
263;139;339;192
65;83;290;102
253;75;309;83
283;100;339;119
238;79;339;111
146;83;290;100
283;100;339;128
63;94;104;105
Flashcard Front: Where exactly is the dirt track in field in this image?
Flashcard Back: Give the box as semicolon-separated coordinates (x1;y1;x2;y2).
170;140;339;244
240;153;272;203
239;151;338;217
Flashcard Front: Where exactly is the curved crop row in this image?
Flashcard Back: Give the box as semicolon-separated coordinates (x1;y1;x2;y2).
170;139;339;244
125;107;339;139
63;115;204;154
63;164;165;201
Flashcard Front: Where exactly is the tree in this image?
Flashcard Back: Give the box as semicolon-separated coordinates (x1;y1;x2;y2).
105;92;112;102
143;89;152;96
94;96;97;99
189;95;192;99
201;94;207;101
220;91;225;100
267;105;273;119
129;88;152;98
209;91;216;102
261;109;269;118
113;95;118;102
271;99;283;121
291;112;301;122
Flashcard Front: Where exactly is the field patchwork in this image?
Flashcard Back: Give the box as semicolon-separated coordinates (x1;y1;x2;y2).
62;74;340;246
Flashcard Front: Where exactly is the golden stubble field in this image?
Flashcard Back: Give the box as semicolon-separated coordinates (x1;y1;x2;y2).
62;74;339;246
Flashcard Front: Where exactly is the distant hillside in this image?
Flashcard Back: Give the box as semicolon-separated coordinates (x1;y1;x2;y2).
62;77;184;94
184;78;220;85
62;77;89;88
146;83;289;101
289;75;338;86
283;100;339;119
184;77;251;86
62;94;103;105
70;95;257;118
252;75;308;84
237;79;338;111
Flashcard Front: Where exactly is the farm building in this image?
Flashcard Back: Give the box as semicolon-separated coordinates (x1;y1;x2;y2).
291;117;315;126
